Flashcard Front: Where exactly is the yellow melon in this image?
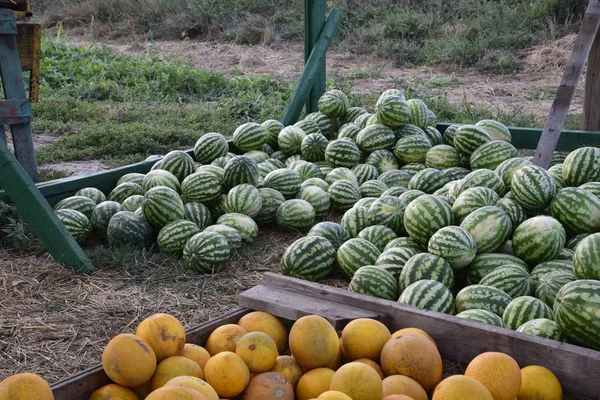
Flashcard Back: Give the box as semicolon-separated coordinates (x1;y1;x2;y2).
432;375;493;400
90;383;139;399
353;359;384;379
327;342;343;370
518;366;563;400
236;331;279;373
391;328;436;347
132;380;153;399
146;386;207;400
0;373;54;400
164;376;219;400
381;375;427;400
178;344;211;369
150;356;204;390
204;324;247;356
102;334;157;387
318;390;353;400
289;315;339;371
465;352;521;400
380;333;442;392
329;362;383;400
340;318;391;362
383;396;415;400
270;356;303;388
242;372;294;400
136;313;186;362
237;311;288;354
295;367;335;400
203;351;250;398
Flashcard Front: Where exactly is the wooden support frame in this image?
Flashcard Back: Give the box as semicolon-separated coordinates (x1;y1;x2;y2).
16;22;41;102
583;27;600;131
304;0;326;114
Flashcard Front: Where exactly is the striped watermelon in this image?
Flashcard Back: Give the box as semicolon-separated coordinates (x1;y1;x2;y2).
352;164;379;185
325;139;361;168
425;145;461;169
75;187;106;205
360;180;388;197
307;222;350;250
453;125;492;156
401;162;429;176
204;224;243;249
553;280;600;350
358;225;397;251
244;150;269;164
365;113;382;126
455;285;513;316
276;199;315;231
194;133;228;164
285;156;303;168
385;237;426;252
329;180;361;211
355;113;371;129
294;119;321;135
349;265;398;301
254;187;286;225
107;211;153;248
457;169;505;197
399;253;454;292
511;165;556;210
366;150;399;173
262;143;274;156
301;177;329;191
424;126;443;145
54;196;96;219
182;202;212;231
157;151;195;182
406;99;429;129
223;156;260;190
427;109;437;127
183;231;230;273
469;141;518;170
512;216;566;266
480;265;533;298
216;213;258;243
121;195;144;212
503;296;553;330
548;164;566;189
91;201;122;238
530;260;573;280
233;122;265;152
394;124;426;140
181;172;222;204
262;119;284;148
494;157;533;188
355;197;377;209
550;187;600;235
382;187;408;197
318;89;349;118
263;168;301;199
407;168;451;194
442;124;461;146
325;167;358;185
356;125;396;152
157;219;202;255
399;189;426;205
398;279;455;314
270;151;288;163
225;184;263;218
375;247;418;281
535;271;576;308
117;173;145;187
337;123;362;141
455;309;507;328
301;133;328;162
428;226;477;270
562;147;600;186
281;236;336;281
341;206;370;238
404;195;454;244
336;238;381;278
341;107;368;125
108;182;144;203
278;126;306;155
452;187;500;222
375;95;410;127
55;209;91;244
208;194;227;220
495;198;526;233
367;196;406;234
296;186;330;217
305;112;334;138
142;170;180;193
142;186;184;229
580;181;600;197
294;159;324;182
378;170;411;187
210;155;233;168
568;233;590;250
558;248;575;261
196;165;224;182
258;160;278;178
573;233;600;280
516;318;565;341
382;88;406;99
475;120;511;142
393;135;432;164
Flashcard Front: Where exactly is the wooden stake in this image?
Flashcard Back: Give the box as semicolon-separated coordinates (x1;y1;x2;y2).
583;28;600;131
304;0;326;114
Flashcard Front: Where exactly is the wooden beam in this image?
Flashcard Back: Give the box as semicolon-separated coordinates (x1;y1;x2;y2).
304;0;326;114
533;0;600;169
281;8;341;126
583;27;600;131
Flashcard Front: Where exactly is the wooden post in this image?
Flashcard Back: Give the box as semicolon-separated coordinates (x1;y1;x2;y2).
583;28;600;131
304;0;326;114
533;0;600;169
281;9;341;125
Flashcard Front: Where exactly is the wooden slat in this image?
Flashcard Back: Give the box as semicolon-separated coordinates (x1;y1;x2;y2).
583;28;600;131
0;98;30;119
533;0;600;168
50;309;250;400
304;0;326;114
28;23;40;102
250;273;600;398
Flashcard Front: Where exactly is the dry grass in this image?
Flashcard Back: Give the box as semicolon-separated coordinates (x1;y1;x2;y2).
520;34;576;75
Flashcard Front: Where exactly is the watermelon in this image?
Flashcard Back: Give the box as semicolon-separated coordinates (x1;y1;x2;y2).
378;170;411;187
307;222;350;250
154;150;195;183
455;309;507;328
180;172;222;204
382;88;406;99
196;165;224;182
354;197;377;209
502;296;553;330
301;177;329;191
366;150;399;173
452;187;500;222
399;253;454;292
276;199;315;231
341;206;370;238
349;265;399;301
355;113;371;129
385;237;426;252
469;141;518;170
108;182;144;203
121;195;144;212
278;126;306;155
117;173;145;187
394;124;426;140
442;124;461;146
223;156;260;190
329;180;361;211
511;165;556;210
399;189;426;205
573;233;600;280
424;126;443;145
233;122;265;152
530;260;573;280
216;213;259;243
270;150;288;163
318;89;349;118
337;123;362;141
285;156;303;168
305;112;334;138
244;150;269;164
183;202;211;229
453;125;492;156
548;164;566;189
427;109;437;127
296;186;330;217
407;168;451;194
325;167;358;185
194;133;228;164
352;164;379;185
558;247;575;261
550;187;600;235
341;107;368;125
225;184;263;218
356;124;396;152
425;145;461;169
262;119;284;148
325;139;361;168
55;209;91;244
495;197;526;233
535;271;576;308
562;146;600;186
475;120;511;142
142;186;184;229
183;231;230;273
207;194;227;220
263;168;301;199
494;157;533;188
141;170;180;193
375;95;410;127
258;161;278;178
406;99;429;129
210;155;233;168
580;181;600;198
457;169;505;197
375;247;418;281
360;180;388;197
294;119;321;135
393;135;432;164
54;196;96;219
281;236;336;281
479;265;533;298
357;225;397;251
553;280;600;350
382;187;407;197
157;219;202;255
398;279;455;314
365;114;382;126
367;196;406;234
254;188;286;225
516;318;566;341
455;285;513;316
336;238;381;278
107;211;153;248
204;225;243;250
428;226;477;270
300;133;328;162
404;195;454;244
568;233;590;250
294;161;324;181
75;187;106;205
512;216;566;265
91;201;122;238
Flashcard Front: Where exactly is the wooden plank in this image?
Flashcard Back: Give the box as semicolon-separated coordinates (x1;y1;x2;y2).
304;0;326;114
0;140;93;273
255;273;600;398
240;285;389;330
533;0;600;169
28;23;40;102
0;98;30;119
280;8;341;126
583;28;600;131
0;0;29;12
50;309;250;400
